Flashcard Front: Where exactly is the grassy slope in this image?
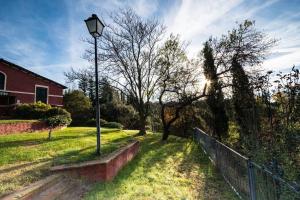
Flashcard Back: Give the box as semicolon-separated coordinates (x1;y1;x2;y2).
0;127;138;195
86;134;238;200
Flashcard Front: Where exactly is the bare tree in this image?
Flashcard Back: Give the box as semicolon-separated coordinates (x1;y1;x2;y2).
85;9;165;135
157;35;207;140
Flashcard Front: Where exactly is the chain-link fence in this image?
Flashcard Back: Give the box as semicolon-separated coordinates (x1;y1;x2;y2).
193;128;300;200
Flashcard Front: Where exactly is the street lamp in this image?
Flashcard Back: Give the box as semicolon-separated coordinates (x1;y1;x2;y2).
85;14;105;155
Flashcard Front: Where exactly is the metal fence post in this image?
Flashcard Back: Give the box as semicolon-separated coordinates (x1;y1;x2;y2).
247;159;256;200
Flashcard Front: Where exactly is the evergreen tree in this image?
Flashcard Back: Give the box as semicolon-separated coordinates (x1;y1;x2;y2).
231;57;260;150
99;78;115;104
202;41;228;140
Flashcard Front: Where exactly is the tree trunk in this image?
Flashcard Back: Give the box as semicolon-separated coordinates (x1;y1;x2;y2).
48;128;52;140
138;115;147;135
162;126;170;141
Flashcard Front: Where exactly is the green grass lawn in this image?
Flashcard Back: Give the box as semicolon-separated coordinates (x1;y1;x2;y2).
0;119;39;124
0;127;138;195
85;134;238;200
0;127;237;199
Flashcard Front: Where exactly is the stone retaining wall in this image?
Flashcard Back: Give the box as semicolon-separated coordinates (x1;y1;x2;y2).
0;121;49;135
51;140;140;182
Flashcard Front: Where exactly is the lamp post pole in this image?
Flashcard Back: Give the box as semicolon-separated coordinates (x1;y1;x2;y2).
85;14;104;155
94;37;101;155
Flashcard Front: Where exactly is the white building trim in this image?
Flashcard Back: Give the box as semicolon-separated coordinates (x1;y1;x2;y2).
48;94;63;98
0;89;63;98
2;90;35;95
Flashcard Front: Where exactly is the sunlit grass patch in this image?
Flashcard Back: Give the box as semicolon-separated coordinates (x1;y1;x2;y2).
85;133;238;200
0;127;138;195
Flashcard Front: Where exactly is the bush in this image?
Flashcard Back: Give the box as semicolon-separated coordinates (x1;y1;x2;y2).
14;102;51;119
101;102;138;129
14;102;71;120
104;122;123;129
84;118;108;127
46;107;71;118
46;114;72;139
46;114;72;128
100;119;108;126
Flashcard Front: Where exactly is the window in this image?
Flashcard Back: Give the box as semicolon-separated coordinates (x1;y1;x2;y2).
0;72;5;90
35;86;48;104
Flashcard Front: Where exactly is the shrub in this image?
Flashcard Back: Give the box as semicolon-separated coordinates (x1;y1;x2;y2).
100;119;108;126
104;122;123;129
14;102;51;119
46;115;72;128
46;114;72;139
84;118;108;127
101;102;138;129
46;107;71;118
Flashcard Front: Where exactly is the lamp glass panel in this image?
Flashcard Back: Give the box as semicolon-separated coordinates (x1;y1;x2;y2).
96;20;104;35
86;19;97;34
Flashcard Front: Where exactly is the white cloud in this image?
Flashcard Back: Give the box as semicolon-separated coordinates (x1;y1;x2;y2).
165;0;242;39
1;0;299;85
132;0;158;18
162;0;300;73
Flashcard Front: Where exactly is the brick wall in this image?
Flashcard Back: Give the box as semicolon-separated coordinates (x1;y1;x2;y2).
51;140;140;182
0;121;50;135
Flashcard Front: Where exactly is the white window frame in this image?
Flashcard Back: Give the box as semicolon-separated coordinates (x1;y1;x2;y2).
35;85;49;104
0;70;7;91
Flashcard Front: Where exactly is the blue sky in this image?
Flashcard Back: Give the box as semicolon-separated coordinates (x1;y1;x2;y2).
0;0;299;85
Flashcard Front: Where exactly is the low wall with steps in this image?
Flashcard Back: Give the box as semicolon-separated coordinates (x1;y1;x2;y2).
1;141;140;200
51;140;140;182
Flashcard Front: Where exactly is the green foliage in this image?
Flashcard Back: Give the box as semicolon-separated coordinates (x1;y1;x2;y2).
84;118;108;127
231;58;260;151
104;122;123;129
46;114;71;128
14;101;51;119
46;107;70;118
13;102;71;139
101;101;138;129
202;41;229;140
63;90;92;125
13;102;71;122
99;78;118;104
100;119;108;126
64;69;95;103
251;67;300;181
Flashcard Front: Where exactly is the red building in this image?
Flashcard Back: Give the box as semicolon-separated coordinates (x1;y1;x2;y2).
0;59;66;114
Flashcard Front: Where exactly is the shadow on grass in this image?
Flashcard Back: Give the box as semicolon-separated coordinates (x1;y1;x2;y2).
0;158;52;174
0;160;51;197
51;146;96;165
85;135;188;199
177;139;239;200
0;133;94;149
51;134;137;165
0;129;134;150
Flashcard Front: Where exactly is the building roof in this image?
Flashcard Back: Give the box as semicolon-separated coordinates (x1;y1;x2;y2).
0;58;67;89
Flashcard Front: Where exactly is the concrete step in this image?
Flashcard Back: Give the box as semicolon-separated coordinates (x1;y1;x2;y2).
1;174;63;200
31;176;91;200
56;178;91;200
1;174;91;200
